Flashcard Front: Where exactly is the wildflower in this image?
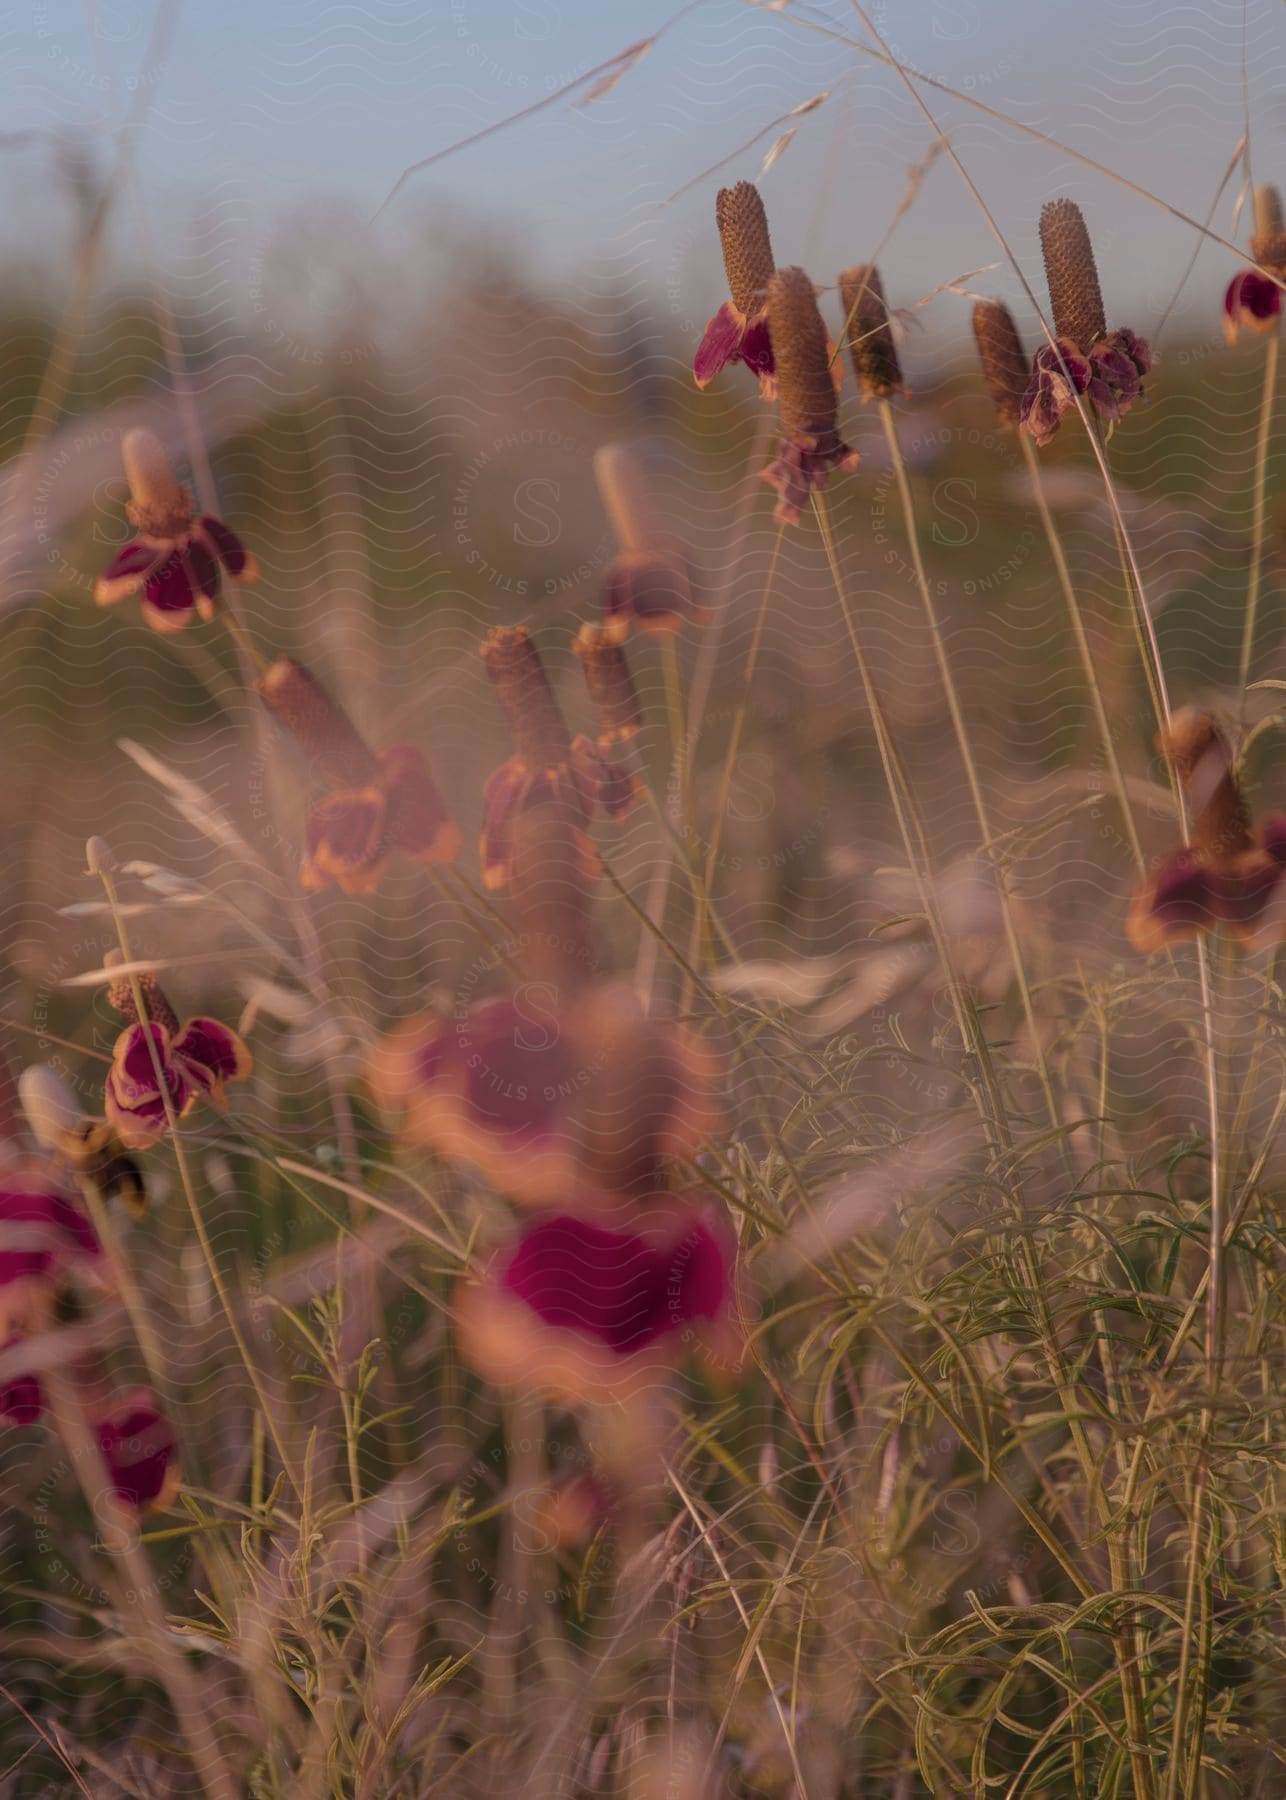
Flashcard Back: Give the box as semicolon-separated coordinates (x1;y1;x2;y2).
761;267;860;525
20;1065;147;1219
367;982;722;1207
480;626;602;890
0;1185;101;1336
972;300;1030;430
1021;200;1154;444
1224;186;1286;344
1126;710;1286;952
102;960;252;1149
573;622;642;819
693;181;777;396
94;429;258;635
256;657;460;895
95;1390;179;1512
838;265;904;401
595;444;702;641
454;1204;736;1402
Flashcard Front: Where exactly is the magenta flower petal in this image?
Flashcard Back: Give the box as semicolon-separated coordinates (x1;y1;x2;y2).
1224;271;1281;344
138;553;198;632
302;787;387;894
0;1356;43;1426
173;1017;253;1091
738;314;777;396
693;301;747;389
197;514;255;578
761;431;861;526
1020;338;1092;446
379;744;461;864
96;1395;177;1511
499;1213;730;1355
94;539;165;606
0;1189;100;1292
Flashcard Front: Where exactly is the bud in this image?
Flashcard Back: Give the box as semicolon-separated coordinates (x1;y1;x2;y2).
481;627;574;771
972;300;1029;430
838;264;904;400
1038;198;1107;353
1253;184;1286;269
573;623;642;741
85;836;117;877
1157;710;1251;863
716;181;775;320
255;658;381;791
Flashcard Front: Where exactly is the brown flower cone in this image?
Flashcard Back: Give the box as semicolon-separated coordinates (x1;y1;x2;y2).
767;267;839;440
1038;199;1106;351
256;658;381;790
839;265;903;400
1253;185;1285;267
481;626;573;771
972;300;1029;430
104;952;180;1035
1158;711;1252;862
505;800;595;985
573;624;642;740
716;181;775;318
121;428;192;538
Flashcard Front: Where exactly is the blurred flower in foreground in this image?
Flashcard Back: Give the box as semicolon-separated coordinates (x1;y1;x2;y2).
455;1204;736;1401
94;429;258;634
0;1346;43;1425
762;267;860;525
1224;184;1286;345
1126;710;1286;952
480;626;603;890
367;982;721;1207
972;300;1031;430
838;264;904;401
693;181;777;397
257;657;460;894
1021;200;1154;445
103;960;252;1148
21;1064;147;1221
595;444;702;641
95;1389;180;1512
0;1183;101;1335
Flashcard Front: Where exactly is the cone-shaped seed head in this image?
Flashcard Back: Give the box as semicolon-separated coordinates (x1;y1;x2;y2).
256;658;381;791
104;950;181;1035
574;623;642;741
767;267;839;440
1038;199;1106;352
972;300;1030;429
839;265;903;400
121;429;182;511
716;181;776;319
481;626;573;771
1251;186;1286;277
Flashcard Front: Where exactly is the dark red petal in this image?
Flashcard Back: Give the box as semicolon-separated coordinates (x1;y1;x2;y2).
173;1017;253;1088
96;1397;176;1510
379;744;461;863
693;301;747;388
181;538;220;603
1126;850;1216;950
302;789;387;893
141;554;196;616
197;514;252;576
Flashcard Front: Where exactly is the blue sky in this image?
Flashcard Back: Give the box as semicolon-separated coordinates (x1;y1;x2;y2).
6;0;1286;351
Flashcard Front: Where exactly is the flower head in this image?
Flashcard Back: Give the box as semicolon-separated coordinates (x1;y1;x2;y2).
480;627;602;890
1021;331;1154;446
257;658;460;894
838;264;904;401
972;300;1030;430
573;623;643;820
102;963;252;1148
1224;271;1281;344
455;1204;736;1401
1127;710;1286;952
693;181;777;397
368;982;722;1207
761;267;860;525
595;444;702;640
94;429;258;635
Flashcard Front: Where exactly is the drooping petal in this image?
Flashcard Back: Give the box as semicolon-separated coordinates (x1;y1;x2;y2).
95;1393;179;1512
481;757;596;892
693;300;748;389
196;514;259;582
760;430;861;527
602;549;702;640
1126;849;1219;951
138;552;199;635
172;1017;253;1099
379;744;462;865
94;539;166;608
1224;271;1281;345
738;313;778;397
1020;339;1092;447
104;1022;194;1147
301;787;388;895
